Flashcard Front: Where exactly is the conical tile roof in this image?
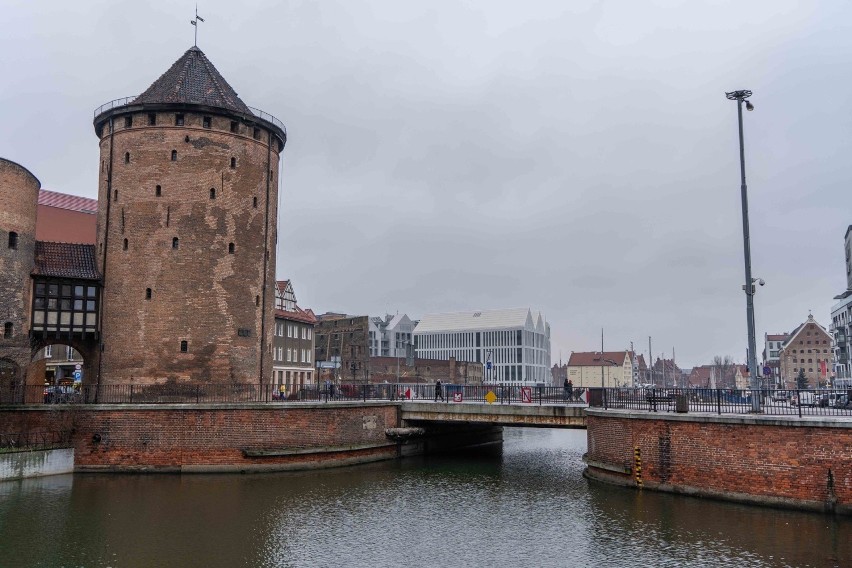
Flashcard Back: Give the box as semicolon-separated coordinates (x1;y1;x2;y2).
133;47;251;115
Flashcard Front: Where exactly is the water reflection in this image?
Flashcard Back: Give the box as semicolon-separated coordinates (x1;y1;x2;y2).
0;429;849;567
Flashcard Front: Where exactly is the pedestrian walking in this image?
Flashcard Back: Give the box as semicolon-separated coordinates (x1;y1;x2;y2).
567;379;574;402
434;380;445;402
563;377;571;402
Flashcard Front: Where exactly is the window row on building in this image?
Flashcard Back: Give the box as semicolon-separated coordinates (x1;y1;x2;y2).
275;321;312;340
117;111;269;143
273;347;312;364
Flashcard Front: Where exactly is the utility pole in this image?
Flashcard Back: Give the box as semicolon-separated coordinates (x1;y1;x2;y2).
673;346;677;388
600;328;605;388
648;336;653;387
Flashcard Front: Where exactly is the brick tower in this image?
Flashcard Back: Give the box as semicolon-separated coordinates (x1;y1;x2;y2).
0;158;40;386
92;47;286;386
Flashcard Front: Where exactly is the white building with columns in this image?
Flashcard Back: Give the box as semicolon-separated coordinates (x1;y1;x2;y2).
413;308;551;385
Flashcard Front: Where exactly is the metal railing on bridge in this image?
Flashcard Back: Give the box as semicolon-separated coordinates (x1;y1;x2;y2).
0;383;588;406
4;384;850;417
592;387;852;418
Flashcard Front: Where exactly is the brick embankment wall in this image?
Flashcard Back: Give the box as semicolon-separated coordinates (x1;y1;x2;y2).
585;409;852;515
0;403;400;473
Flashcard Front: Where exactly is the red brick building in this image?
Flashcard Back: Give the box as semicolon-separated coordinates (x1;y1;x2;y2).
35;190;97;245
93;47;286;385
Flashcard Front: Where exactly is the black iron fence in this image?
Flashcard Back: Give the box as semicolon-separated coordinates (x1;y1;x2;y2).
4;384;849;417
0;430;73;452
592;387;852;417
0;383;587;406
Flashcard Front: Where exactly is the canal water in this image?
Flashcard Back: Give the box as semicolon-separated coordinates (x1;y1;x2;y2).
1;428;849;568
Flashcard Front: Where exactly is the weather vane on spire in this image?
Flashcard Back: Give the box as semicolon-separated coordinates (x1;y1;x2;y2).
190;5;205;47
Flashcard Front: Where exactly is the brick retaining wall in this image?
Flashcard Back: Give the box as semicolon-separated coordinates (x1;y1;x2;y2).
585;409;852;515
0;403;400;473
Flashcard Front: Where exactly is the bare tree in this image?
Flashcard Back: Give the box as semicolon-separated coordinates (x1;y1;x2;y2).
711;356;736;389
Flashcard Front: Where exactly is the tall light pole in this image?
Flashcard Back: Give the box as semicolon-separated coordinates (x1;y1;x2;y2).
726;89;761;412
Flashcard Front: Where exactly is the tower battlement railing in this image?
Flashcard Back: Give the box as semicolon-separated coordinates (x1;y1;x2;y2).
93;97;137;117
93;97;287;139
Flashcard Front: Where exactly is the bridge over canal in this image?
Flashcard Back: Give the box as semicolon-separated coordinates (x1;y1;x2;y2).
400;401;587;428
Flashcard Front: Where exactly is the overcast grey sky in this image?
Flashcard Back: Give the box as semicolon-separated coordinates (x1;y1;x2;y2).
2;0;850;367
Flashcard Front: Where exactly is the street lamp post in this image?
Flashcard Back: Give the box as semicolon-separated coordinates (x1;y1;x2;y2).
726;89;761;413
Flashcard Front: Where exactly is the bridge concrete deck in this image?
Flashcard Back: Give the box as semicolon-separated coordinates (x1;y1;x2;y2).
400;401;587;428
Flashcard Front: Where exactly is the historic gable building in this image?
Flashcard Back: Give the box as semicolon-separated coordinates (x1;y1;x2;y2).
778;314;833;388
272;280;317;394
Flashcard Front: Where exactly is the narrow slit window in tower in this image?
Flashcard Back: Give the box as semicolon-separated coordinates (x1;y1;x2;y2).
172;237;179;249
180;340;188;353
209;188;216;199
171;150;177;161
175;114;184;126
124;152;130;164
230;157;236;169
228;243;235;254
114;189;118;201
253;197;257;208
3;322;12;339
203;116;211;129
230;121;238;133
148;113;156;126
155;185;161;197
253;127;261;140
255;295;260;307
145;288;152;300
123;238;128;250
124;116;132;128
8;231;18;250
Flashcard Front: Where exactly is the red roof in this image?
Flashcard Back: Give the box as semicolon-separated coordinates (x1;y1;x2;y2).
275;307;317;325
33;241;100;280
567;351;628;367
38;190;98;214
766;334;788;341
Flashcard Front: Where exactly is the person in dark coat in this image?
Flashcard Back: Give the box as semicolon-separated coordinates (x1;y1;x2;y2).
564;378;571;401
434;380;445;402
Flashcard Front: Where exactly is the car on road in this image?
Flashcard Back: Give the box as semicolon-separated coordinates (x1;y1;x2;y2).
791;392;817;406
828;393;849;408
770;390;789;402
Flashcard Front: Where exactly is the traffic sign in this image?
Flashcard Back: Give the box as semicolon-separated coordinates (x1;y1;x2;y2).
73;371;82;381
75;364;82;371
762;366;771;376
484;391;497;404
521;387;532;403
453;392;463;403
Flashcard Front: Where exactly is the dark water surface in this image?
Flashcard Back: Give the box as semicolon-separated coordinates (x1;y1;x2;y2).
0;428;849;567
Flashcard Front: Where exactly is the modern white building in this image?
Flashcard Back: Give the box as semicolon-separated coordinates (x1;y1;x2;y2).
413;308;551;385
831;295;851;380
831;225;852;381
368;314;415;358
